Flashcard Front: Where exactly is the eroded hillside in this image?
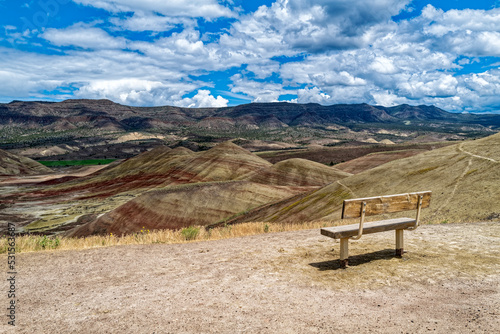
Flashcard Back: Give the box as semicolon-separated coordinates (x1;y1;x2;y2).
0;141;349;235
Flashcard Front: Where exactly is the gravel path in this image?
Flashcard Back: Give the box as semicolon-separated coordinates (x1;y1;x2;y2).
1;222;499;333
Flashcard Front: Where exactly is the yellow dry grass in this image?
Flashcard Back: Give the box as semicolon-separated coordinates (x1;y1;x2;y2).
1;221;337;254
1;217;484;254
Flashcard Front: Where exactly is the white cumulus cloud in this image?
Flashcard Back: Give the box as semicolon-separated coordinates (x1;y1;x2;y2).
3;1;500;113
73;0;235;20
176;90;228;108
42;25;127;49
296;87;331;104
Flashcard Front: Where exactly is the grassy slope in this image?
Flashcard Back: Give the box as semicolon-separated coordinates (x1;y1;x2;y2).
334;149;427;174
224;132;500;225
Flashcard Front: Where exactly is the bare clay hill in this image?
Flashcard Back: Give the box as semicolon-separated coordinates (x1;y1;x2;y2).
65;181;309;236
24;142;271;200
239;158;352;186
223;132;500;225
0;148;52;175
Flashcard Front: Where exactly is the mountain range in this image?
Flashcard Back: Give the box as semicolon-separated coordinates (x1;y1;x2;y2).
2;99;500;132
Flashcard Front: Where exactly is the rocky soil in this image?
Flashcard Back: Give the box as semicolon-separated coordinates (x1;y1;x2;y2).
1;221;498;333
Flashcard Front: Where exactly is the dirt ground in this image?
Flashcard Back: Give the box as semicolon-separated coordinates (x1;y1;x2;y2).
1;221;499;333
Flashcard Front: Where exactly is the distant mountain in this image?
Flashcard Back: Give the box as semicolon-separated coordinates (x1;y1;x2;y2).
382;104;453;120
2;99;500;132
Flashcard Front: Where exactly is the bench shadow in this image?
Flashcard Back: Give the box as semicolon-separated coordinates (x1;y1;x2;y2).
309;249;398;271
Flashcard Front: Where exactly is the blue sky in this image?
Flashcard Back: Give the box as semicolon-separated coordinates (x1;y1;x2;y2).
1;0;500;113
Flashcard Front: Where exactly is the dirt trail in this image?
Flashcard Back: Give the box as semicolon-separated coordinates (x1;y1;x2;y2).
336;180;357;197
432;157;472;217
1;222;498;333
458;142;498;163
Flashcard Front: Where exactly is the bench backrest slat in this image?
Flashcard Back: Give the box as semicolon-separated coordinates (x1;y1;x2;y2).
341;191;432;219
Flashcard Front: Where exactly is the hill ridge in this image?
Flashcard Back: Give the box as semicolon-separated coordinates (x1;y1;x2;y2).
2;99;500;133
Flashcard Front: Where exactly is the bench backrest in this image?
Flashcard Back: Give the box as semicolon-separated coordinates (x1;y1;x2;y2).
342;191;432;219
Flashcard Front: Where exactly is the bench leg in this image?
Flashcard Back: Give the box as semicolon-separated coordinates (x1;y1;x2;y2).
340;238;349;268
395;229;404;257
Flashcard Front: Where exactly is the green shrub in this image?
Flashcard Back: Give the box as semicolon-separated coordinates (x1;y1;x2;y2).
181;226;200;240
38;236;60;250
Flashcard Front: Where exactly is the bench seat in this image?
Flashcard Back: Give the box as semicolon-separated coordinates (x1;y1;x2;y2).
321;217;417;239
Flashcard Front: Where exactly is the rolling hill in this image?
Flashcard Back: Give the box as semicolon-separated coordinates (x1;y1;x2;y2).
240;158;352;186
0;148;52;175
334;149;428;174
30;141;272;199
220;132;500;225
10;134;499;236
16;141;347;235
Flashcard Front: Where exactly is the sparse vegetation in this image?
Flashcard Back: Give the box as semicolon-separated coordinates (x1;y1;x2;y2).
0;235;61;253
407;165;439;176
0;221;328;253
38;235;61;249
0;218;462;254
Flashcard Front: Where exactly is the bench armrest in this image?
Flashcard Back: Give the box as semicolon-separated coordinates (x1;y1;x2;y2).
351;201;366;240
408;194;424;230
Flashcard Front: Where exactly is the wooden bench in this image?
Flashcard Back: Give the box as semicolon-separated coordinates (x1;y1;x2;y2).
321;191;432;268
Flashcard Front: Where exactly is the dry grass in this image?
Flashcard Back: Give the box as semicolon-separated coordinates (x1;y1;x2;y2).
0;221;335;254
0;216;473;254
